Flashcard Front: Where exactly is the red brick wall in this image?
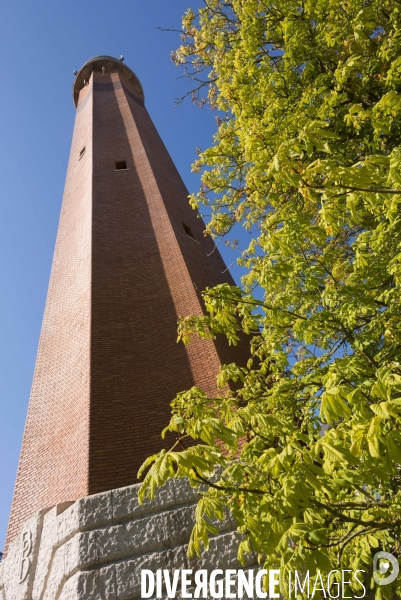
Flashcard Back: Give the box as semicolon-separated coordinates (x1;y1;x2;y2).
6;79;94;550
121;77;249;371
5;68;248;550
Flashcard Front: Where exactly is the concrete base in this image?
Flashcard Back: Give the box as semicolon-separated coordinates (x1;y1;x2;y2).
0;479;258;600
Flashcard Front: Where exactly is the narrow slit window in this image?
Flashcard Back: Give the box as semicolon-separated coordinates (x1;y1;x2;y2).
182;222;200;244
115;160;127;170
79;146;86;159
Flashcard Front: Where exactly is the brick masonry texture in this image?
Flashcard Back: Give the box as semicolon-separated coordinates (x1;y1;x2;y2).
0;479;260;600
6;65;249;552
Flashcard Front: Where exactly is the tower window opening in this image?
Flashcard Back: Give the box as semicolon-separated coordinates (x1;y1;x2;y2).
115;160;128;171
79;146;86;159
182;223;200;244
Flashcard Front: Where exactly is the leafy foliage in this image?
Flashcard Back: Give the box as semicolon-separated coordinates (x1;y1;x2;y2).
139;0;401;597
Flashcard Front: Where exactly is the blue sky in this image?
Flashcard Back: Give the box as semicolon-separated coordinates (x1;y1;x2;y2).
0;1;248;550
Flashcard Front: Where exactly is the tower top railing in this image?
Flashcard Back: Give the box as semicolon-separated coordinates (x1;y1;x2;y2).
72;56;145;107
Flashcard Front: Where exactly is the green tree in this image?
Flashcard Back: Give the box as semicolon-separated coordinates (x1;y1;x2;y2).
139;1;401;596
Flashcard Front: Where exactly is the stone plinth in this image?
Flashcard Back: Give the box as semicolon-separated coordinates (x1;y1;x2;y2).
0;480;258;600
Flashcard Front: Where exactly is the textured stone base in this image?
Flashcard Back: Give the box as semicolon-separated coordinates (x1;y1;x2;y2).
0;479;259;600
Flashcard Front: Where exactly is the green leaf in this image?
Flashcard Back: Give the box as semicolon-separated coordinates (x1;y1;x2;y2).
321;389;351;423
370;403;391;419
367;417;382;458
387;431;401;464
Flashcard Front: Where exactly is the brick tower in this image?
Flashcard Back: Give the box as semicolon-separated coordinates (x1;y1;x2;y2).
5;57;246;553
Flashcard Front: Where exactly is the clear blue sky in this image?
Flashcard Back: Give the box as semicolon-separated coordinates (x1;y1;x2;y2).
0;1;248;550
